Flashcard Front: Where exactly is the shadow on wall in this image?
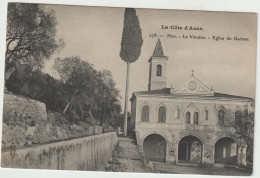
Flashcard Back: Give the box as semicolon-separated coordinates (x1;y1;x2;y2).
215;137;238;165
143;134;166;163
1;132;118;171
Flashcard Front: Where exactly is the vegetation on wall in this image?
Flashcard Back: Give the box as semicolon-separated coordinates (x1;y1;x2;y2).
4;3;122;129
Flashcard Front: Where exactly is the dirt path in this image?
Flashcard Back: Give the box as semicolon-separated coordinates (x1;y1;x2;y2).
105;136;152;173
153;162;251;176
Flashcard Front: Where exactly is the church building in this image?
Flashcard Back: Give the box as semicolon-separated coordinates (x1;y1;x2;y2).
129;39;253;166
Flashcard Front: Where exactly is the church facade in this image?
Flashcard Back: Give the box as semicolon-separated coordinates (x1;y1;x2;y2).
129;39;253;166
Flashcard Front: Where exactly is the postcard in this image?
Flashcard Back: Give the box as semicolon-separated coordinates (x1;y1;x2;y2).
0;2;257;177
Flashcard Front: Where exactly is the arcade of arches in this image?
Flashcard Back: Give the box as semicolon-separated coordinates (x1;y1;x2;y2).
131;38;251;167
142;134;243;166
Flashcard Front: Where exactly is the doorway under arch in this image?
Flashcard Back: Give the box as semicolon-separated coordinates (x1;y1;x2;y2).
143;134;167;163
178;135;203;164
214;137;238;165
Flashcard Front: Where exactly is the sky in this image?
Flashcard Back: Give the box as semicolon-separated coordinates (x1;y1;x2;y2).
42;4;257;111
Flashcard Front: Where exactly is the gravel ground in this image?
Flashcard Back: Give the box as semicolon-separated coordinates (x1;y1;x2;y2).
105;136;152;173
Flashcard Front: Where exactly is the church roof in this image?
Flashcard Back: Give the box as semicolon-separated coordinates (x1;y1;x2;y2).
153;38;164;57
132;74;253;101
132;88;252;100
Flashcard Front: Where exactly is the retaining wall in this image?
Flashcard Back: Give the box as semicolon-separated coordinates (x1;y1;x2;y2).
3;93;47;122
1;132;118;171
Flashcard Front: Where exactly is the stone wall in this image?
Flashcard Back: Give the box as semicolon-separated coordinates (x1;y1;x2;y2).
1;132;118;171
2;94;48;149
2;94;96;151
3;93;47;121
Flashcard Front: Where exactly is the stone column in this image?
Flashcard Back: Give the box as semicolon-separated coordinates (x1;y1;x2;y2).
237;145;247;166
171;142;179;165
202;143;214;165
166;142;176;164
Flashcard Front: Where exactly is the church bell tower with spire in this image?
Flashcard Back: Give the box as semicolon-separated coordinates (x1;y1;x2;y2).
148;39;168;91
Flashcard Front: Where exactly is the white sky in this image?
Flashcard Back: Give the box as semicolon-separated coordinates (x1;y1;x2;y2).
42;5;257;110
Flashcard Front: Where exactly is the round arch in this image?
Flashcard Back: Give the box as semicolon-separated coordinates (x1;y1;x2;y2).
156;102;168;112
139;102;151;112
156;103;168;123
139;102;151;122
213;136;240;165
142;132;169;145
215;105;226;115
233;106;242;114
177;134;204;164
177;134;205;145
233;107;243;123
213;135;240;147
143;133;167;163
156;64;162;76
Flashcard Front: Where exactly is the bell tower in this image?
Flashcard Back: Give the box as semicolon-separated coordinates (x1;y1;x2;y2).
148;39;168;91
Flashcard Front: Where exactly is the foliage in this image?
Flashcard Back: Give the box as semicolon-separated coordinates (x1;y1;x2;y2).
6;69;65;112
120;8;143;136
54;57;122;126
120;8;143;63
6;56;122;128
232;110;254;163
5;3;122;129
5;3;64;80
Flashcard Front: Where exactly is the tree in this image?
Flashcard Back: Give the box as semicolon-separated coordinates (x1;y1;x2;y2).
98;70;122;126
6;69;66;112
5;3;64;82
232;110;254;164
120;8;143;137
53;56;95;115
53;57;122;126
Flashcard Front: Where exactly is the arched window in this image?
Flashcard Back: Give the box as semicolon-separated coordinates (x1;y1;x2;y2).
158;106;166;123
235;110;242;125
142;105;149;122
175;108;180;119
204;110;208;120
218;109;225;125
186;112;190;124
194;112;199;124
156;65;162;76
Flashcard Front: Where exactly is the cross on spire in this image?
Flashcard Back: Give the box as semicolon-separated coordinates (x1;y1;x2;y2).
191;69;194;77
